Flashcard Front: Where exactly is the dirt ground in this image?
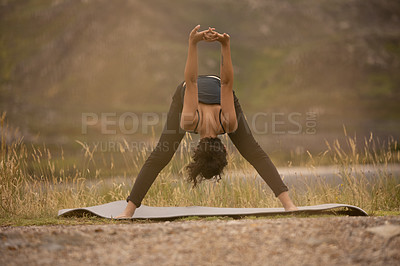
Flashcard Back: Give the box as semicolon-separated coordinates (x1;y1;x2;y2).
1;216;400;266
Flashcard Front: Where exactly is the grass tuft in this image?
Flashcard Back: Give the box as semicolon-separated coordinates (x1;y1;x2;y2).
0;113;399;225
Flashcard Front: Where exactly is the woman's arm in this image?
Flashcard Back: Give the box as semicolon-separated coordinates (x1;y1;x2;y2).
217;32;238;133
180;25;217;131
180;27;200;131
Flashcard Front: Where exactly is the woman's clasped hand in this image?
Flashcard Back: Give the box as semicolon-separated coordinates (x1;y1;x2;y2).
189;25;230;45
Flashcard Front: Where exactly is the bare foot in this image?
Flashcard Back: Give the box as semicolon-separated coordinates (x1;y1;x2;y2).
277;191;298;211
113;214;132;219
284;206;299;212
114;200;137;219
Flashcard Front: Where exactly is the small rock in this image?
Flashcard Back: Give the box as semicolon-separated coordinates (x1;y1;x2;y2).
366;224;400;239
3;239;27;249
7;245;17;251
41;242;64;251
305;237;325;246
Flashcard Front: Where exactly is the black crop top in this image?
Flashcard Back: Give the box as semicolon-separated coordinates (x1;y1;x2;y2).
181;75;222;104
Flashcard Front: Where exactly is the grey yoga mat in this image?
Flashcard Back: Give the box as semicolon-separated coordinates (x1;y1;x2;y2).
58;201;368;219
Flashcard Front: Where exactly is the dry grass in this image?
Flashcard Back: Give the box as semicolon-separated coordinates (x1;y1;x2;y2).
0;113;399;220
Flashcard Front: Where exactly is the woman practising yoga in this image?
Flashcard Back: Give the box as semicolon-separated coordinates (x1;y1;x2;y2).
116;25;297;218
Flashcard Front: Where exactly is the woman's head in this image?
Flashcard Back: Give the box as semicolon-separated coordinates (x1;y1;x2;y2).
186;137;227;186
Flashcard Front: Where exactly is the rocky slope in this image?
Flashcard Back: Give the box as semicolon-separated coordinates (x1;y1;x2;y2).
1;0;399;139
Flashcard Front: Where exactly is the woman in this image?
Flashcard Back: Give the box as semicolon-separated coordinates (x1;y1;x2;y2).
116;25;297;218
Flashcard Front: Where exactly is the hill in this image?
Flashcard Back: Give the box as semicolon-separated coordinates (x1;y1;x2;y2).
1;0;400;142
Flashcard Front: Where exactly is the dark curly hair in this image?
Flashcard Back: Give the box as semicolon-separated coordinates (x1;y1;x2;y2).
185;137;228;187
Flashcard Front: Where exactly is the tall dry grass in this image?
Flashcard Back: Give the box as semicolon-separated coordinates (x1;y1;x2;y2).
0;112;399;219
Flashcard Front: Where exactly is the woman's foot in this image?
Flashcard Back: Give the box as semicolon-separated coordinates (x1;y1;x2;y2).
114;200;137;219
284;205;299;212
277;191;299;211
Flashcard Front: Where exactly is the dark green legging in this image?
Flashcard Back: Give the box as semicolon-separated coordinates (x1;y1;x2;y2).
127;81;288;207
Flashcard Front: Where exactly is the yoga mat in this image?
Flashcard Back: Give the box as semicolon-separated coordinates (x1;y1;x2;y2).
58;201;368;219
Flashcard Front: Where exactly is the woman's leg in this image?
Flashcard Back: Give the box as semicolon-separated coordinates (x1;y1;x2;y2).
126;82;186;208
228;92;296;209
